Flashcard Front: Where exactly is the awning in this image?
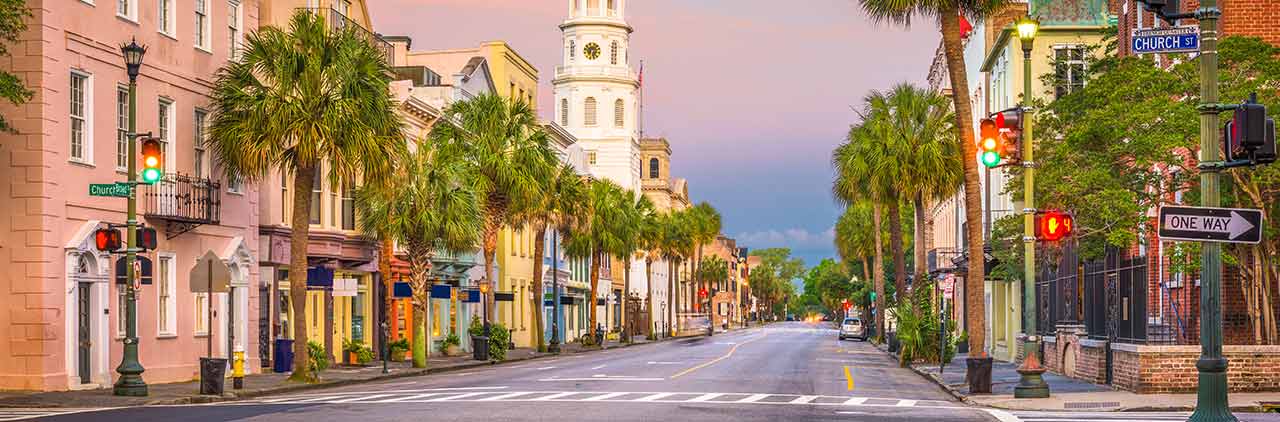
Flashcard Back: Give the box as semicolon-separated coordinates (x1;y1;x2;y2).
494;292;515;302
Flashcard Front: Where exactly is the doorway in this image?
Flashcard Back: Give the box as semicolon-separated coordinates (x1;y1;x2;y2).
76;282;92;384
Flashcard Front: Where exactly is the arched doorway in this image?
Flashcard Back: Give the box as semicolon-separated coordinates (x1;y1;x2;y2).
63;221;111;389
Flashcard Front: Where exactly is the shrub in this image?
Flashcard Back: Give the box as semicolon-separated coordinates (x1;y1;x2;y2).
388;338;410;361
891;280;955;366
440;333;461;352
306;341;328;378
487;323;511;361
343;339;374;364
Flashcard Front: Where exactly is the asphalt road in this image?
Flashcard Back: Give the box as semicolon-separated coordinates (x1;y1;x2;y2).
20;322;1277;422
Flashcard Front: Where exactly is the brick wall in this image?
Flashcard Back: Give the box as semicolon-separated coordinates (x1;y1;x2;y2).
1044;336;1060;372
1111;344;1280;393
1075;339;1111;385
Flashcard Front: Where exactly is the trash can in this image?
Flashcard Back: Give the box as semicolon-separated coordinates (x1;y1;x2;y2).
200;357;228;395
472;336;489;361
272;339;294;373
888;332;900;353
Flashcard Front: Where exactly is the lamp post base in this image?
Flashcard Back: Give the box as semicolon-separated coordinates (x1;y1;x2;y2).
113;374;148;397
1189;357;1237;422
1014;339;1050;399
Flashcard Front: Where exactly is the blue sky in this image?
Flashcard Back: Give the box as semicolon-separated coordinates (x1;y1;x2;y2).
370;0;940;267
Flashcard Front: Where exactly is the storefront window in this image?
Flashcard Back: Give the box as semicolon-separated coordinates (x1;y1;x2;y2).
352;290;365;343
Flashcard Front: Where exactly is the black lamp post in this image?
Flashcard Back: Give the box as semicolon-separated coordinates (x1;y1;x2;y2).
113;38;149;397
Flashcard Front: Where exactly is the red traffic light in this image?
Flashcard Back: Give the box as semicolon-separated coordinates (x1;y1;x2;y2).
1037;211;1074;242
699;288;708;298
94;228;123;252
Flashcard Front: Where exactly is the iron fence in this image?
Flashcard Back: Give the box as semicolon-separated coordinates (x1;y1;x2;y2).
1083;249;1149;343
141;173;221;225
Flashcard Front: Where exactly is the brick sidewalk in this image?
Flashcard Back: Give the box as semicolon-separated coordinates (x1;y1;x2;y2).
0;338;659;409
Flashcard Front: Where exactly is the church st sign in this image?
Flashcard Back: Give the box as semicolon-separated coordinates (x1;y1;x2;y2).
1158;205;1263;244
1132;26;1199;55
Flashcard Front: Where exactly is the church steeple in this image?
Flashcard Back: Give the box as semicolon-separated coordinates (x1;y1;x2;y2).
567;0;625;20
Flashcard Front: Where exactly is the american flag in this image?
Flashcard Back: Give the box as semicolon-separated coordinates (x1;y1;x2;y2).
638;61;644;87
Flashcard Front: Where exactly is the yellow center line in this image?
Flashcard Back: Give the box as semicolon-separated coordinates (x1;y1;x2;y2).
669;332;768;379
844;366;855;391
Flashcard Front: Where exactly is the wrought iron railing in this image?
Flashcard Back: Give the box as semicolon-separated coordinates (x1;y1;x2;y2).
141;173;221;226
296;7;395;66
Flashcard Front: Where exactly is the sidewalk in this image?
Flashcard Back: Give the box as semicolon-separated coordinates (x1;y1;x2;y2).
0;337;658;409
898;349;1280;412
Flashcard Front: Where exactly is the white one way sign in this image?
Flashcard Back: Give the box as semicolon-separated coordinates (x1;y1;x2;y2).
1158;206;1263;244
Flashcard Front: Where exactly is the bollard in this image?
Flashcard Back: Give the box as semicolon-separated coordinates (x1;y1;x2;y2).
232;348;245;390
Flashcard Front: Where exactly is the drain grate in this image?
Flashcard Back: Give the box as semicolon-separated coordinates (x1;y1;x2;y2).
1064;401;1121;409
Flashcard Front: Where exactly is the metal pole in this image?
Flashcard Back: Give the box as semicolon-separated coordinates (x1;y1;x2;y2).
208;260;214;358
549;231;561;353
1190;2;1235;420
1014;33;1049;399
113;69;147;397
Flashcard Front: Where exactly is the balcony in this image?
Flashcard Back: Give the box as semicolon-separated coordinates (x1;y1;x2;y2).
297;7;396;66
141;174;221;238
555;65;636;81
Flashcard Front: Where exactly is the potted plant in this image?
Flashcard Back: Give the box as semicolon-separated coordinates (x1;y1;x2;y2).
440;333;462;357
388;339;410;362
343;339;374;365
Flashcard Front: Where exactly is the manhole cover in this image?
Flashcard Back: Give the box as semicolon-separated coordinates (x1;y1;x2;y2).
1064;401;1121;409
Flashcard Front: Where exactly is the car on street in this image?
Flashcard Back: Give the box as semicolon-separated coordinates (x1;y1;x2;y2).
839;317;866;341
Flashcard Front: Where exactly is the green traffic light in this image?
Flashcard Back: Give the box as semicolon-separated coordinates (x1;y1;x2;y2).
141;168;162;184
981;151;1001;168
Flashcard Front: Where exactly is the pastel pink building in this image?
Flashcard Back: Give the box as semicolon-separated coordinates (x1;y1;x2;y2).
0;0;262;390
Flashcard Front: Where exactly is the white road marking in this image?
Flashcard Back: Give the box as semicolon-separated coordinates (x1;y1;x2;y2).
535;366;556;370
532;392;577;401
790;395;819;404
583;392;629;401
895;399;918;407
687;393;723;402
636;392;676;402
736;394;770;403
0;409;107;422
646;361;681;365
426;392;489;402
590;365;606;370
372;393;444;403
328;393;396;403
842;397;868;405
476;392;535;401
538;376;665;382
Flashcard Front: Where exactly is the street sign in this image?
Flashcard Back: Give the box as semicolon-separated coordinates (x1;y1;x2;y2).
1158;206;1263;244
89;183;131;198
114;256;153;285
189;251;231;293
1132;26;1200;55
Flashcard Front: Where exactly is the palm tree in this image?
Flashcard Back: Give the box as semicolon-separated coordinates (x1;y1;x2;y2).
206;11;403;381
661;209;695;336
833;120;897;341
430;93;555;324
525;164;586;352
618;194;655;343
698;255;730;298
688;202;722;313
857;0;1013;365
563;179;631;345
635;206;664;340
355;137;481;368
835;202;877;288
860;89;912;300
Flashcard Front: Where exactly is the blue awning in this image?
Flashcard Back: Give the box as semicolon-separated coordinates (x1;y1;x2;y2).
431;284;452;299
392;282;413;298
306;267;334;289
464;289;480;303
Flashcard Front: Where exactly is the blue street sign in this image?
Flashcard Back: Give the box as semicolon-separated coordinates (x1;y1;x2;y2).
1132;26;1199;55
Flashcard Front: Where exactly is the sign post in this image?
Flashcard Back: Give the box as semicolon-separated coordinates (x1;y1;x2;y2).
190;251;231;358
1131;26;1200;55
1158;206;1263;244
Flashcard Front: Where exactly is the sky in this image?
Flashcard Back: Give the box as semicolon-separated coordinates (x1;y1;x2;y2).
368;0;940;267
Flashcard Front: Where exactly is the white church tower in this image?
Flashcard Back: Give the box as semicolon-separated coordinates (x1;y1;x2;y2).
554;0;641;193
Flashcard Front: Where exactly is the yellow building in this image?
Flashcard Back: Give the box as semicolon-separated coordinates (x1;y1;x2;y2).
401;41;543;349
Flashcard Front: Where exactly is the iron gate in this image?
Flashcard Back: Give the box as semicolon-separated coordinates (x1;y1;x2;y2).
1081;248;1147;383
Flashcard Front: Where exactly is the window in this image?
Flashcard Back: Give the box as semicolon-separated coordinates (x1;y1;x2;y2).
588;151;597;165
281;172;289;224
116;0;135;20
614;99;624;128
329;178;338;227
157;0;174;36
194;0;209;50
1054;45;1087;99
649;158;659;179
610;41;618;65
194;110;207;178
342;180;356;230
584;97;597;126
560;98;569;126
310;169;322;225
194;293;209;335
228;1;242;60
569;40;575;63
117;285;127;336
158;99;173;173
227;174;242;194
116;87;128;170
157;253;176;336
337;0;351;16
70;71;90;163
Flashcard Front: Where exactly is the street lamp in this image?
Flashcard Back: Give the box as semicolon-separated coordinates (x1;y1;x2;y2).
1012;16;1050;399
479;279;491;337
114;38;148;397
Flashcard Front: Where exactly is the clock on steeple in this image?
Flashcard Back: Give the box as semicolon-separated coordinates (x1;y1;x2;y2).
584;42;601;60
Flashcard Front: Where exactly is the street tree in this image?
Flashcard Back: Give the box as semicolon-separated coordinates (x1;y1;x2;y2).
661;209;695;334
206;11;404;381
0;0;31;133
834;121;894;341
618;193;656;342
698;255;730;298
857;0;1015;362
688;202;723;313
525;164;586;352
635;199;664;340
431;93;556;323
355;137;481;368
563;179;632;345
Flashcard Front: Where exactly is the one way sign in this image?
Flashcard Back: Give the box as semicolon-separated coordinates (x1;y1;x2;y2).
1158;206;1263;244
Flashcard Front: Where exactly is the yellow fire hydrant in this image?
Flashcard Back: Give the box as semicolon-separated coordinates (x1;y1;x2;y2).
232;348;245;390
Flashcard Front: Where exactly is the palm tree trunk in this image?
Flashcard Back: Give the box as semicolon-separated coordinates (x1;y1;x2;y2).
623;256;631;343
646;257;655;340
941;9;987;359
914;193;928;282
408;252;430;368
589;250;601;345
481;210;503;325
531;221;548;352
380;239;395;346
288;164;316;381
668;259;676;336
872;202;886;342
889;195;907;301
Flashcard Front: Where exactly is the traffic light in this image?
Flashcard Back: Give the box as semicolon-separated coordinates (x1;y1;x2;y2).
1140;0;1182;23
94;228;123;252
979;118;1001;168
996;108;1023;166
140;137;163;184
1224;97;1276;165
1035;211;1074;242
137;227;158;250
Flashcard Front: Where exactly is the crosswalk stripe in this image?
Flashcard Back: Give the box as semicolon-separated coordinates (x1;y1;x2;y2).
896;399;917;407
426;392;488;401
842;397;868;405
687;393;723;402
583;392;629;401
637;392;675;401
371;393;445;403
329;393;396;403
532;392;577;401
789;395;819;404
477;392;535;401
290;396;347;403
736;394;771;403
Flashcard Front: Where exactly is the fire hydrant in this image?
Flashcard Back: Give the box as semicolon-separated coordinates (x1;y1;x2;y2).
232;348;245;390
